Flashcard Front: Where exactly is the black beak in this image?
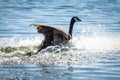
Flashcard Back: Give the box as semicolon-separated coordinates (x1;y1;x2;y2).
77;18;82;22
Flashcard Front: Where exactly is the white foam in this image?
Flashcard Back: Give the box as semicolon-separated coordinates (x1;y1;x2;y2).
0;37;42;48
0;33;120;65
72;35;120;53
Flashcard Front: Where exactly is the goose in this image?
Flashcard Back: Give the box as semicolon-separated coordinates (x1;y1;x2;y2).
27;16;81;56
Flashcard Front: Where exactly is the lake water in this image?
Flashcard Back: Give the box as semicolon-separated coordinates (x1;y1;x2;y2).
0;0;120;80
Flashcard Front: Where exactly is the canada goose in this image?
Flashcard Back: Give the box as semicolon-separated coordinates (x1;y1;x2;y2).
27;16;81;56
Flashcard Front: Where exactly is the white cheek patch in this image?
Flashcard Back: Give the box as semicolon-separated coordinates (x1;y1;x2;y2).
74;18;78;22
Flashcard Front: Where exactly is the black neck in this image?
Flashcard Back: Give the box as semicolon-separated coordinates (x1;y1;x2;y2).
68;18;75;36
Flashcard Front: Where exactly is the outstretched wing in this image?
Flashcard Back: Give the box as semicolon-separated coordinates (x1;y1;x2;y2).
29;24;70;53
30;24;70;44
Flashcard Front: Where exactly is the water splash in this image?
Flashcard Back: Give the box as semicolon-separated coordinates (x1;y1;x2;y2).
73;35;120;53
0;32;120;65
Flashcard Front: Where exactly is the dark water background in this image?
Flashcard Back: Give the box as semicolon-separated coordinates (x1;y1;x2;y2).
0;0;120;80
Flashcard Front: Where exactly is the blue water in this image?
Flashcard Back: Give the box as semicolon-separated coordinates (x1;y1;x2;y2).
0;0;120;80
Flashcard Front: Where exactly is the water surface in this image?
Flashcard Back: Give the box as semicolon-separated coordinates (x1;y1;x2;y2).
0;0;120;80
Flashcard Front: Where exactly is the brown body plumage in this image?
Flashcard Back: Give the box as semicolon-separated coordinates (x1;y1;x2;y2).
27;16;81;56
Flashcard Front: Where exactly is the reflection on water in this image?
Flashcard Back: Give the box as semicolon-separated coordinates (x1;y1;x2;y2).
0;63;120;80
0;0;120;80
